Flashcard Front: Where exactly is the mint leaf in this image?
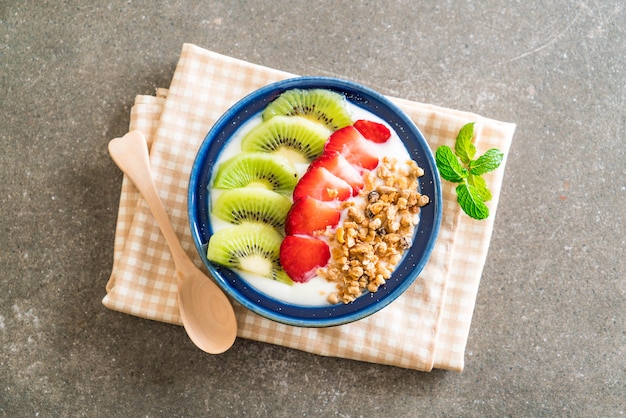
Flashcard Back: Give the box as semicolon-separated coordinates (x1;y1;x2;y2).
435;122;504;220
456;183;489;220
435;145;468;183
469;148;504;176
454;122;476;165
468;174;492;202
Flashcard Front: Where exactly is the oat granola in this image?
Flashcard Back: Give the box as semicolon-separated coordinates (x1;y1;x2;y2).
318;157;430;304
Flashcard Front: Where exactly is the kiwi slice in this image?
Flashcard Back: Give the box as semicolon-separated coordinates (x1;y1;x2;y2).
212;152;298;193
240;115;330;164
212;188;292;229
262;89;353;131
207;223;293;285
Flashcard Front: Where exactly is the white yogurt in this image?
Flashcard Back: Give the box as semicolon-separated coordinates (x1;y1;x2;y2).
209;101;413;306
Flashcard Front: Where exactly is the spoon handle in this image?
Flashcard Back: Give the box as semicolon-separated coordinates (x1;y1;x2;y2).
108;131;195;276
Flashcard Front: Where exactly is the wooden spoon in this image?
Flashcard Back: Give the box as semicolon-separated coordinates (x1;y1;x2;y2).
108;130;237;354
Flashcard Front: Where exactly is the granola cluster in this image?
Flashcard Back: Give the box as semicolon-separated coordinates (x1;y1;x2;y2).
319;157;430;304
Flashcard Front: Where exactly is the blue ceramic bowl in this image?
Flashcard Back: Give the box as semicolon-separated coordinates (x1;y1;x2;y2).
188;77;442;327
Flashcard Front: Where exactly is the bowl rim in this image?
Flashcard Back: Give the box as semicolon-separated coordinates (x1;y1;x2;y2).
188;76;442;327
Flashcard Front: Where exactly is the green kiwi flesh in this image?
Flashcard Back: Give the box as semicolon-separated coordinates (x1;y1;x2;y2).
240;115;330;164
212;152;298;193
207;223;293;285
211;188;292;229
262;89;353;131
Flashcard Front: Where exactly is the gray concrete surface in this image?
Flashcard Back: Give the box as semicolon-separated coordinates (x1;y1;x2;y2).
1;1;624;416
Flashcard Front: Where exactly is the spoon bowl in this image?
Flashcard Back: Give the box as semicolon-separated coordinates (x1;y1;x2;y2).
108;130;237;353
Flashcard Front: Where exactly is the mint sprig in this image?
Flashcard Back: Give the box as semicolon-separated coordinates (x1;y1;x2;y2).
435;122;503;220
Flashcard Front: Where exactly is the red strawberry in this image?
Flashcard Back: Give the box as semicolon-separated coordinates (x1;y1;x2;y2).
280;235;330;283
285;196;341;236
323;126;379;171
310;151;364;195
353;119;391;143
293;166;352;202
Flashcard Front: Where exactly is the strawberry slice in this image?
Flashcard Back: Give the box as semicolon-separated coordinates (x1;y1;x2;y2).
285;196;341;236
280;235;330;283
310;151;364;195
353;119;391;143
292;166;352;202
323;126;379;171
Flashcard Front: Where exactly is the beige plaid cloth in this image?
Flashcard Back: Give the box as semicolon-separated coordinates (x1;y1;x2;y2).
103;43;515;372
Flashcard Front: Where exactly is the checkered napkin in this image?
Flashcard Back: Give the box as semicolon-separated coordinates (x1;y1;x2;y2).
103;43;515;372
